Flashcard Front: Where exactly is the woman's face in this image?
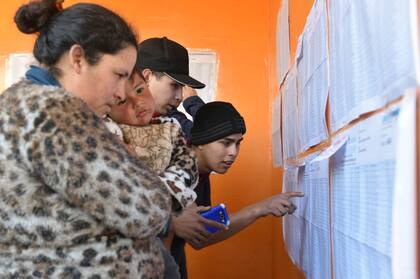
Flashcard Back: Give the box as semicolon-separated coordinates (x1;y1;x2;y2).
109;72;155;126
69;45;137;116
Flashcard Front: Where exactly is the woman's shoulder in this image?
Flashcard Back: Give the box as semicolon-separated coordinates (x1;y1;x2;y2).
3;79;66;96
0;80;105;140
1;80;82;109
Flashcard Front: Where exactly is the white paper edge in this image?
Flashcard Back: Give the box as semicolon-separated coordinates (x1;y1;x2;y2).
409;0;420;84
392;89;417;279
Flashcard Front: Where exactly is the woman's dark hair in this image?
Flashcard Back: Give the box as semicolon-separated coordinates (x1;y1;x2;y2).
14;0;137;75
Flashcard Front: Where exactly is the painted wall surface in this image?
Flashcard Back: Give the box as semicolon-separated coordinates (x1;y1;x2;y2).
0;0;313;278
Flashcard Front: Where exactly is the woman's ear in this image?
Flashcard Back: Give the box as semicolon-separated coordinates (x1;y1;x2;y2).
68;44;85;74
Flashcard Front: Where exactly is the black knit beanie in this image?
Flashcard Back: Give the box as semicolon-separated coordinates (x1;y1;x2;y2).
191;101;246;145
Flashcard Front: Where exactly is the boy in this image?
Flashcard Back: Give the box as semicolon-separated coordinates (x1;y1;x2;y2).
171;101;304;278
136;36;205;118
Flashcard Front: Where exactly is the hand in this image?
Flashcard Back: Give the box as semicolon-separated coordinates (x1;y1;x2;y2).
182;86;198;101
123;142;136;155
258;192;304;217
118;137;136;156
172;204;228;247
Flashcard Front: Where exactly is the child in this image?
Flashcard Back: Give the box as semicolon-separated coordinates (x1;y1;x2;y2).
108;71;199;211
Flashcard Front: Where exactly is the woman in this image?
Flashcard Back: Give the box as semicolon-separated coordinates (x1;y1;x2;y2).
0;1;171;278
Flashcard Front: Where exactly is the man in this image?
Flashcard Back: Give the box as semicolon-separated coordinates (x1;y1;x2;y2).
171;101;304;278
136;36;205;118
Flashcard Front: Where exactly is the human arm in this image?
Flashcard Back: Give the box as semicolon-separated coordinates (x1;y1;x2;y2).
187;191;304;249
182;87;205;118
121;119;199;210
166;109;194;139
166;87;205;140
27;88;171;239
159;119;199;209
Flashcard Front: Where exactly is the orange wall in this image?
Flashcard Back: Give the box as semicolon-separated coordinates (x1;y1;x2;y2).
0;1;312;278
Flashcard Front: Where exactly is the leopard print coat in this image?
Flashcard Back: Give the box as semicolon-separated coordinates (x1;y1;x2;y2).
0;80;171;279
120;117;198;211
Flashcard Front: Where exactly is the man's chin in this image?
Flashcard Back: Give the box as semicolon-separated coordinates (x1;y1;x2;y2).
214;168;229;175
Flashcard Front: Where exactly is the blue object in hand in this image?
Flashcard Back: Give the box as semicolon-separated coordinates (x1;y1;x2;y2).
200;203;230;233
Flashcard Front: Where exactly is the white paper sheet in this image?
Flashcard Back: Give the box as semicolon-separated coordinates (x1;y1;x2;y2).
188;50;217;103
298;0;328;86
272;92;283;167
295;35;303;63
312;135;348;162
276;0;290;85
283;137;352;279
177;50;218;119
392;90;417;279
296;0;329;151
282;166;301;265
298;158;331;279
328;0;420;132
330;99;410;279
297;62;329;150
282;160;331;278
282;64;300;160
5;53;35;88
284;92;416;279
283;144;334;279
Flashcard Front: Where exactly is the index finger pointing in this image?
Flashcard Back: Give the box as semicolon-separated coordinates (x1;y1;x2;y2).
283;191;305;198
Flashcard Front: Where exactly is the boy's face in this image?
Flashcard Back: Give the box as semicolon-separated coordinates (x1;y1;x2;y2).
198;133;244;174
147;73;183;115
108;72;155;126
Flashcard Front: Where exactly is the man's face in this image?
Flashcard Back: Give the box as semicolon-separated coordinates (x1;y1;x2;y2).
147;73;183;115
199;133;244;174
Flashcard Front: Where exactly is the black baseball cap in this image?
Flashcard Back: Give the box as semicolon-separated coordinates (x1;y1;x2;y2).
137;37;205;89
